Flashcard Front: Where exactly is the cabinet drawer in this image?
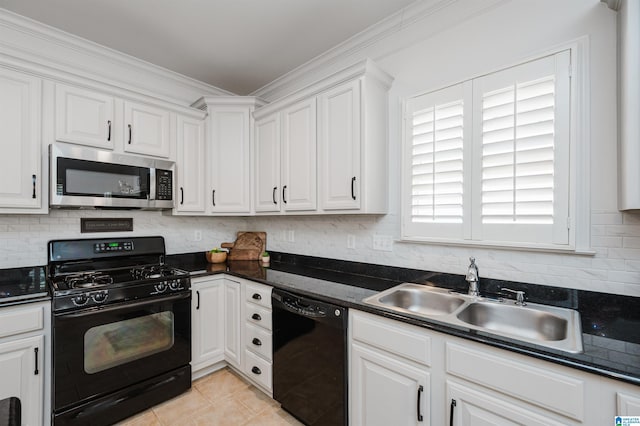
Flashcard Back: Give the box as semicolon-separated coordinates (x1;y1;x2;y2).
244;302;272;331
245;282;272;309
244;349;272;391
244;323;272;360
351;310;431;366
446;342;584;421
0;305;44;339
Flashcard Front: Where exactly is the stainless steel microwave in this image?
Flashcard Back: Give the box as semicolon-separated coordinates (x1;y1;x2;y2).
49;143;174;209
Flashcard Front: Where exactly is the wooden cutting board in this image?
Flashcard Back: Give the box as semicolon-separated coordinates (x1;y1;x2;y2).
221;232;266;260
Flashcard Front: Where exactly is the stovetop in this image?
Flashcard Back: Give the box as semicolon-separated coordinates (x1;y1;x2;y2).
50;265;186;292
47;236;191;312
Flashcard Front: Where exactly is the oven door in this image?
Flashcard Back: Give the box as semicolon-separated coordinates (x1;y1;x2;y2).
52;292;191;412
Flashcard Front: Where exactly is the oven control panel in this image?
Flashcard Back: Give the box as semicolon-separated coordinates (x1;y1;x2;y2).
94;241;134;253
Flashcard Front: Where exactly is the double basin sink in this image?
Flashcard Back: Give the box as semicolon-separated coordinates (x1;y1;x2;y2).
363;283;583;353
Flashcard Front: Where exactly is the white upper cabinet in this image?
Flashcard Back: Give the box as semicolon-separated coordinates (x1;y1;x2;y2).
194;97;264;215
253;59;393;216
0;67;43;211
318;79;361;210
255;112;281;212
254;98;317;213
123;100;171;158
175;114;206;213
55;83;115;149
281;98;317;211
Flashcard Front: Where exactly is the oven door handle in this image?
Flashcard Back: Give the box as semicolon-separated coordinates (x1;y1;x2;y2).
57;292;190;318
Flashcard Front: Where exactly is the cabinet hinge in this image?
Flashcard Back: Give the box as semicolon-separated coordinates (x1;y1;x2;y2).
567;216;572;230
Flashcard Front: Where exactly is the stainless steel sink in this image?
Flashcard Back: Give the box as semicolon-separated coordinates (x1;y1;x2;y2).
371;283;465;316
456;301;568;342
362;283;583;353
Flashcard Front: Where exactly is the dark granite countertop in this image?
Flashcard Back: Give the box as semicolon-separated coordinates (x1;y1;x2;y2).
166;251;640;386
0;266;49;306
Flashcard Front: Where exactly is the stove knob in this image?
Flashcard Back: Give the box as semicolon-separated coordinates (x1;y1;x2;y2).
169;280;180;290
72;294;89;306
92;291;108;303
155;283;167;293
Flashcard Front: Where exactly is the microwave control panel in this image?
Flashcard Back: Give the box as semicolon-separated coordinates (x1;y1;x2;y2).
156;169;173;200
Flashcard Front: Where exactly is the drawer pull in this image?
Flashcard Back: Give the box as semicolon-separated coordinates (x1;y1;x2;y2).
252;293;262;301
251;313;262;321
417;385;424;422
107;120;111;141
128;124;132;144
252;338;262;346
450;399;456;426
34;347;39;375
196;290;200;310
251;366;261;375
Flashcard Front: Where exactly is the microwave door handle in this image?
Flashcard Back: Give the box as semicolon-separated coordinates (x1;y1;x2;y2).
149;168;156;200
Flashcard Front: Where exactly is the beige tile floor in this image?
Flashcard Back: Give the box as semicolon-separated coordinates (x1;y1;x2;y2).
117;368;303;426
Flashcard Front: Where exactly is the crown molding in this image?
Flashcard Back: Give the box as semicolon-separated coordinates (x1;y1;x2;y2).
600;0;621;11
192;96;267;110
0;8;234;105
253;58;393;120
250;0;457;101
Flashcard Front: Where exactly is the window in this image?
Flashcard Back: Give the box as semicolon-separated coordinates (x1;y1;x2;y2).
402;50;572;248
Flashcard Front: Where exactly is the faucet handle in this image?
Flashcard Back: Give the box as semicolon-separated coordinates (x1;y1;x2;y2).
501;288;526;306
469;256;476;265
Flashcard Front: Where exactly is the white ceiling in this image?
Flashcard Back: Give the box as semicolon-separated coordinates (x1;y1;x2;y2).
0;0;416;95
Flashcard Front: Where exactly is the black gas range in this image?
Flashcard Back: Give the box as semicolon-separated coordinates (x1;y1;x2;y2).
48;236;191;426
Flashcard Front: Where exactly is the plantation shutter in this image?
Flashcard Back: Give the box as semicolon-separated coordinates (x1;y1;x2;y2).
472;51;571;244
403;83;470;240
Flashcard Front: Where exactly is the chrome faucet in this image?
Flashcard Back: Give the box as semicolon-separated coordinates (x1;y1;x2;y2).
466;257;479;296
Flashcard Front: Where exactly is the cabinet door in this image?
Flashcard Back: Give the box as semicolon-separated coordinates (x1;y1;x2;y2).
224;278;242;368
176;115;205;213
282;98;317;211
0;68;42;209
208;106;252;213
447;381;564;426
55;84;115;149
351;343;429;426
254;113;281;212
318;79;361;210
0;335;44;426
192;279;224;369
123;100;171;158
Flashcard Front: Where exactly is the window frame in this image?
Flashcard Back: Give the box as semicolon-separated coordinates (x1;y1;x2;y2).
400;41;591;253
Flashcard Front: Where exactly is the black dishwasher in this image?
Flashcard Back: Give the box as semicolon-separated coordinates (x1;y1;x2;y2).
272;289;347;426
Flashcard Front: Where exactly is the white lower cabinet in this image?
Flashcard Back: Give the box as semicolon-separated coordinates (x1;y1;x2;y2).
240;280;273;394
0;302;50;426
191;275;273;394
191;276;225;372
350;309;640;426
351;342;430;426
446;380;564;426
350;310;432;426
223;278;242;368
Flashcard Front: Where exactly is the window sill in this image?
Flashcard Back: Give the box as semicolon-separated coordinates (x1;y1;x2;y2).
399;236;596;256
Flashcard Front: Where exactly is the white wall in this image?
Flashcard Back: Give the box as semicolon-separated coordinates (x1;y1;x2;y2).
247;0;640;297
1;0;638;297
0;210;247;267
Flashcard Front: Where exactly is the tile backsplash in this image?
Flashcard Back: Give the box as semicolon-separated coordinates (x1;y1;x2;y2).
0;210;247;268
1;209;639;297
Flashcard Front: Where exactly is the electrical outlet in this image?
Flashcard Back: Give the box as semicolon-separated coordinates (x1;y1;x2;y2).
372;234;393;251
194;230;202;242
347;234;356;249
287;229;295;243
